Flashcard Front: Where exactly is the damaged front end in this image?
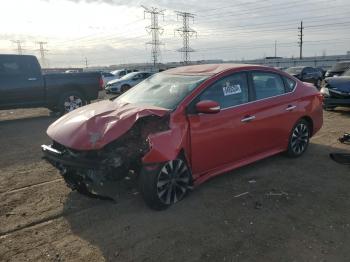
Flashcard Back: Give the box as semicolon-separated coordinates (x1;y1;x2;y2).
42;114;170;199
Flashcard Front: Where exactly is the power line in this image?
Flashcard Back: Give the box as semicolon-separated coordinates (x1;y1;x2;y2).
36;41;49;68
11;40;24;55
298;21;304;59
175;11;197;64
142;5;165;68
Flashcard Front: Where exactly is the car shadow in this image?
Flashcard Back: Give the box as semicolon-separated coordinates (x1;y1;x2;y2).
328;107;350;117
62;142;350;261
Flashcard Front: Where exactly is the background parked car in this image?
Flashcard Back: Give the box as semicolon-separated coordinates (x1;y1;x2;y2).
110;69;137;79
315;67;327;78
321;69;350;110
101;72;115;87
101;69;138;87
285;66;323;88
0;54;102;114
105;71;153;94
325;61;350;77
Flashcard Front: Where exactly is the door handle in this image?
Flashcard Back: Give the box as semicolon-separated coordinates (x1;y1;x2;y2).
286;105;296;111
28;77;37;81
241;115;256;122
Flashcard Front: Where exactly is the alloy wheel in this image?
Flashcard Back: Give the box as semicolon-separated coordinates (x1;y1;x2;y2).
156;159;190;205
291;122;309;154
64;95;83;113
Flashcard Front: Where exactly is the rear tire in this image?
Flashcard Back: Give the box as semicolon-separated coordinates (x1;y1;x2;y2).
139;158;192;210
59;91;87;115
286;119;311;158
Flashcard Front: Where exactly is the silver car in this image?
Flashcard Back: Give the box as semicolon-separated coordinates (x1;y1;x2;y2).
105;72;153;94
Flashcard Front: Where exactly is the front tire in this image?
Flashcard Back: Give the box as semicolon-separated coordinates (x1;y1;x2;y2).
139;158;192;210
121;85;131;93
286;119;311;158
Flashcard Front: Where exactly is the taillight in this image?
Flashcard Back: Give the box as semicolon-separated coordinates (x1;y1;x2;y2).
99;77;104;90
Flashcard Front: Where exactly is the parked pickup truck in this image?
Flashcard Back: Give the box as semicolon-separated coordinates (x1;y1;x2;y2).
0;54;103;114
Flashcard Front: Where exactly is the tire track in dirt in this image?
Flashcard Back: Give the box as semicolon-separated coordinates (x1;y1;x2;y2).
0;178;63;196
0;201;111;238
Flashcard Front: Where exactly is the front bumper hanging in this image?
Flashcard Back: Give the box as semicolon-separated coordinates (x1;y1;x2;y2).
41;144;100;170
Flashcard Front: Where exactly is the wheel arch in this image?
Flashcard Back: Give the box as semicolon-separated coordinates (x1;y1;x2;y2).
300;115;314;136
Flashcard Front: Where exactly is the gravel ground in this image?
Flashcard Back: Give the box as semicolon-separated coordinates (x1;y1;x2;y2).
0;104;349;262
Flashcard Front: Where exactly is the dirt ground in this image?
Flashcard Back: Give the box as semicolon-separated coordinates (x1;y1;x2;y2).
0;102;349;262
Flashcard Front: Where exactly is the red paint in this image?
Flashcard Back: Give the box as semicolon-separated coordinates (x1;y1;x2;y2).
195;100;221;114
46;64;323;185
47;100;169;150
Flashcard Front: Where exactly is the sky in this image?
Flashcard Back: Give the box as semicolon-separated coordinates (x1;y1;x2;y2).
0;0;349;67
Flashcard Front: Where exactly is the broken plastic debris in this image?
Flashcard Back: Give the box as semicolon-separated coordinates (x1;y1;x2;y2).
234;192;249;198
266;191;288;196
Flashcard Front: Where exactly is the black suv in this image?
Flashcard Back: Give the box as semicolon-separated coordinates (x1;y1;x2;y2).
285;66;323;88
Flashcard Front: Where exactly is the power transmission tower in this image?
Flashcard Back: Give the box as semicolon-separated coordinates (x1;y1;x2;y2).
11;40;24;55
298;21;304;60
175;11;197;64
36;41;49;68
142;6;165;69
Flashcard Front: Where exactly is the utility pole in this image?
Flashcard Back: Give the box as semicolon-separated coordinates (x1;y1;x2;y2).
36;41;49;68
142;5;164;70
11;40;23;55
274;40;277;58
298;21;304;60
175;11;197;64
85;57;88;68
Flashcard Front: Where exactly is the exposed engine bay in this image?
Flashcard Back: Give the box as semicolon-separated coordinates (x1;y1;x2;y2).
42;115;169;199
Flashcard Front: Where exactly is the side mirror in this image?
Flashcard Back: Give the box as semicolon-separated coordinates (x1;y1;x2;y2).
196;100;221;114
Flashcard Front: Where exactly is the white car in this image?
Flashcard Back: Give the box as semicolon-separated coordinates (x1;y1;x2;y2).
101;69;137;87
105;72;153;94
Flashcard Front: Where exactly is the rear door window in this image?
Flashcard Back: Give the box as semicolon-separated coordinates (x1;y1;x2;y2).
251;71;285;100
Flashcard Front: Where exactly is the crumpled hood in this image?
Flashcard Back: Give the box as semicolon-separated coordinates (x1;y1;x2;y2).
47;100;169;150
326;76;350;92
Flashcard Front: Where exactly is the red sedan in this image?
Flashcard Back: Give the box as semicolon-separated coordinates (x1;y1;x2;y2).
42;64;323;210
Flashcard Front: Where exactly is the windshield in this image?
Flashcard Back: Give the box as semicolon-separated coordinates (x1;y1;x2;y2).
116;73;209;110
120;72;139;80
330;62;350;72
285;67;303;74
342;69;350;76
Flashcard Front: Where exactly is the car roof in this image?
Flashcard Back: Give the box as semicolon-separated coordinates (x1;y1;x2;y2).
164;63;273;76
289;66;306;69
